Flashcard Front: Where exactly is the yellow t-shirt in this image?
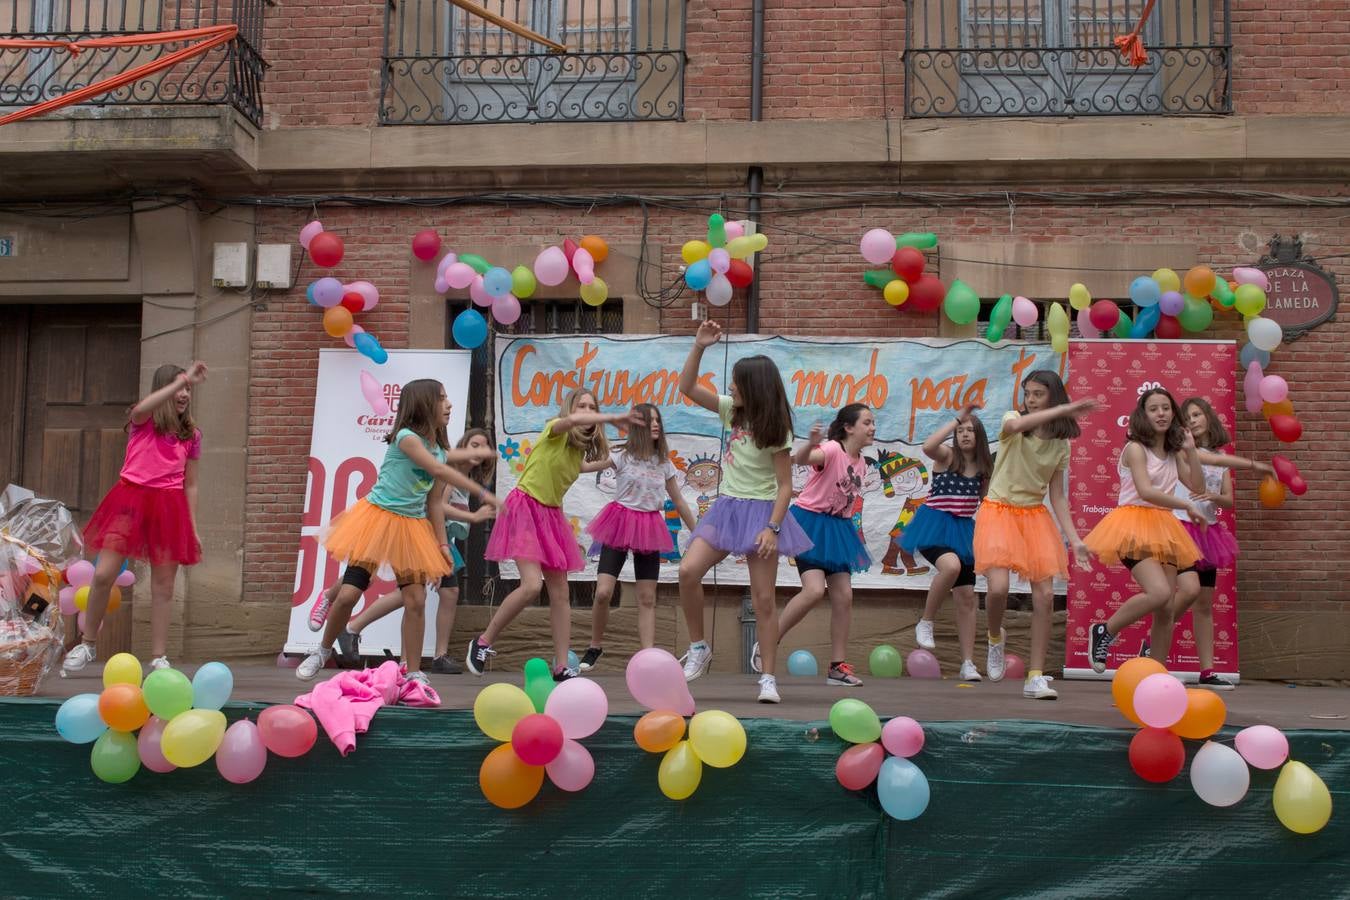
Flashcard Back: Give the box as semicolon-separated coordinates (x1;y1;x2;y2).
985;411;1070;507
516;419;583;507
718;395;792;500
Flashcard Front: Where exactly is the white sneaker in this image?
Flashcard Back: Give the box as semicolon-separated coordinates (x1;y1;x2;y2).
297;645;334;681
749;641;762;674
149;656;171;671
915;619;936;651
959;660;982;682
757;674;781;704
62;642;96;674
986;629;1007;683
1023;674;1058;700
682;642;712;681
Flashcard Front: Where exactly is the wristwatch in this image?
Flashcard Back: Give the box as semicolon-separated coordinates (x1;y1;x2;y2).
767;521;781;534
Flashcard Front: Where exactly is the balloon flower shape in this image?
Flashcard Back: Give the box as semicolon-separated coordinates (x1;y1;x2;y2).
830;699;930;821
625;648;747;800
683;215;766;308
860;230;942;314
299;221;388;365
473;663;609;809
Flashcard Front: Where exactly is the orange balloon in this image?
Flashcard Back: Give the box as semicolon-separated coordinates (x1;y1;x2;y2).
1183;266;1216;298
1170;688;1226;739
322;306;354;338
478;743;544;809
634;710;687;753
98;683;151;732
107;585;122;613
1262;399;1294;419
578;235;609;264
1259;475;1286;509
1111;657;1168;726
31;570;48;586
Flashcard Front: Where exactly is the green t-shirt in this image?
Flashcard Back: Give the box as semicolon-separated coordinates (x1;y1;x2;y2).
717;395;792;500
516;419;584;507
366;428;447;518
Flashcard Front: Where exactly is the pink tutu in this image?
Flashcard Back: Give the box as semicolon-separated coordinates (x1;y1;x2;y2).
486;488;586;572
84;478;200;566
586;502;673;554
1182;520;1238;570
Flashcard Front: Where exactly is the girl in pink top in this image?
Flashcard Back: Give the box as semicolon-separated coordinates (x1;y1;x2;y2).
64;361;209;675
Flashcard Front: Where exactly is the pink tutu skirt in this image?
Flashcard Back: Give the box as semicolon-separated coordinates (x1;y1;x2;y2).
1181;520;1238;570
83;478;200;566
586;502;673;555
486;488;586;573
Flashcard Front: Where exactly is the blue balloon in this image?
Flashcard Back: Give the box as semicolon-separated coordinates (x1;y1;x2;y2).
306;282;319;305
1239;341;1271;370
191;661;234;711
786;649;818;677
877;756;931;821
1130;304;1161;339
1129;276;1162;307
354;331;389;364
685;258;713;291
55;693;107;744
566;650;580;671
483;266;513;298
452;309;488;350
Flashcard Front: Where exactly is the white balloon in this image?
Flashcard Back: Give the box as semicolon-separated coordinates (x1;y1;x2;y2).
705;274;733;307
1189;741;1250;807
1247;316;1283;352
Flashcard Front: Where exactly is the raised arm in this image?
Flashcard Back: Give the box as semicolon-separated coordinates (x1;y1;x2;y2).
1002;398;1098;435
922;403;981;467
130;361;207;425
400;435;501;507
792;424;827;467
679;320;723;413
1196;448;1275;477
553;408;645;434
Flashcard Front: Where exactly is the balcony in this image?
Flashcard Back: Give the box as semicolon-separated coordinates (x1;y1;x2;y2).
380;0;685;124
903;0;1231;117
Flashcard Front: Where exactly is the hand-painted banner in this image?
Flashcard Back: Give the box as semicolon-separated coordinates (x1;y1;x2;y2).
1064;339;1240;681
494;334;1060;589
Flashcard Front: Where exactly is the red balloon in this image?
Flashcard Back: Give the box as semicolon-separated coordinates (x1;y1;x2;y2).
1288;474;1308;496
511;713;564;766
340;292;365;314
891;247;926;284
1129;727;1185;783
1271;454;1298;486
308;232;344;268
835;741;885;791
1155;314;1182;340
726;259;754;289
411;228;441;261
562;238;579;263
907;274;945;312
1268;414;1302;443
1089;300;1120;332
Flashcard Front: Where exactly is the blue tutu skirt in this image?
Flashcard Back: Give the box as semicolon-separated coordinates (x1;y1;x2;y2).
691;496;813;558
789;506;871;574
899;505;975;565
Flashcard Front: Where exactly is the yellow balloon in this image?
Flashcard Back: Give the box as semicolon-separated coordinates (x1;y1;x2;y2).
883;280;909;307
727;234;768;260
472;683;535;742
160;709;226;768
579;276;608;307
687;710;746;768
658;740;703;800
1047;301;1069;338
1068;283;1091;311
74;585;89;612
102;652;143;689
1273;761;1333;834
681;240;711;264
1152;268;1181;294
1051;334;1068;354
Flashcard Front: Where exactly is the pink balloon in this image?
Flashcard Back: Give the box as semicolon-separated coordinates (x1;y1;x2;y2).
115;569;136;588
1234;724;1289;770
1134;672;1187;728
860;228;896;265
544;677;608;740
724;220;745;240
1012;296;1039;328
360;370;390;416
905;648;941;679
491;293;521;326
511;713;564;766
881;716;925;758
346;281;380;311
1075;308;1101;339
625;648;695;715
1243;361;1264;414
312;277;344;308
572;247;595;281
835;741;884;790
469;275;494;307
1004;653;1026;681
257;705;318;758
534;246;570;287
546;739;595;792
1259;375;1288;403
445;262;476;290
298;220;324;250
708;248;731;274
137;716;178;773
216;719;268;784
343;324;366;349
1232;266;1270;291
65;559;95;589
58;586;77;616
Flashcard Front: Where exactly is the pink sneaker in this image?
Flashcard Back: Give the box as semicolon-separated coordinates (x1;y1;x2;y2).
307;593;331;632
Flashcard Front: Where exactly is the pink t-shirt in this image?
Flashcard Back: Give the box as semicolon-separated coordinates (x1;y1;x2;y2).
120;418;202;489
795;440;864;517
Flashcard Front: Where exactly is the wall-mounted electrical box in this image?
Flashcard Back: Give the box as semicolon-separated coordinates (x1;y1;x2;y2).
255;244;293;289
212;242;250;288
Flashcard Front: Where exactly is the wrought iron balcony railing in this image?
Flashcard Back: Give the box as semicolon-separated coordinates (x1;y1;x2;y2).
1;0;266;125
904;0;1231;117
381;0;685;124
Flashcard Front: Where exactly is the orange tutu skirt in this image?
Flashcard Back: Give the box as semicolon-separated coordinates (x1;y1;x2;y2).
322;498;451;584
973;500;1068;582
1083;505;1201;569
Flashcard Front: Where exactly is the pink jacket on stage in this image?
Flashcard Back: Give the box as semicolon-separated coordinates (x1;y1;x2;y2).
294;660;440;755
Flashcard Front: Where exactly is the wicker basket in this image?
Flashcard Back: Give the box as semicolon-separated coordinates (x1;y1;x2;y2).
0;535;65;697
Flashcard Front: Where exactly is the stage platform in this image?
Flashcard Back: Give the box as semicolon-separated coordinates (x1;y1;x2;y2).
6;668;1347;897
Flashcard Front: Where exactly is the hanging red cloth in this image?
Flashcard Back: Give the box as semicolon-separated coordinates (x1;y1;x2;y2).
1113;0;1158;67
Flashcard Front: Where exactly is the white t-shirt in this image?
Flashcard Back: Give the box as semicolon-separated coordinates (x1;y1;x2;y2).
610;449;678;512
1173;463;1224;525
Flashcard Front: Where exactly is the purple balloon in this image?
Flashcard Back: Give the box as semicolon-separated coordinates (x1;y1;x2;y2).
312;277;344;308
906;648;941;679
216;719;268;784
1158;291;1185;317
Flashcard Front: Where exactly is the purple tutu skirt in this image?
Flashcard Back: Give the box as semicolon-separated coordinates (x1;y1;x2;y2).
690;496;813;558
586;502;673;555
485;489;586;573
1182;520;1238;570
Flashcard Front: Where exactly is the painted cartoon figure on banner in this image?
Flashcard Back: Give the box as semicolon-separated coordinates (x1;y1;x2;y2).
684;453;723;518
851;454;884;556
876;449;931;576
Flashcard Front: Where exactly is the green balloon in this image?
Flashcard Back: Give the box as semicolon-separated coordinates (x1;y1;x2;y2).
868;644;904;678
943;279;981;325
511;265;537;300
896;232;939;250
1112;312;1134;339
829;698;883;744
142;668;194;720
863;268;894;289
1210;279;1235;307
707;214;727;249
90;730;141;784
986;294;1013;342
1178;295;1214;332
459;253;491;275
523;657;554;713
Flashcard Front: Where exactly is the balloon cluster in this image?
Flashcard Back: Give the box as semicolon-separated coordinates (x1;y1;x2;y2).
860;230;943;313
54;559;135;635
472;658;608;808
1069;265;1273;343
682;215;767;306
1114;658;1331;833
54;656;318;784
300;220;388;365
830;699;931;821
626;648;747;800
